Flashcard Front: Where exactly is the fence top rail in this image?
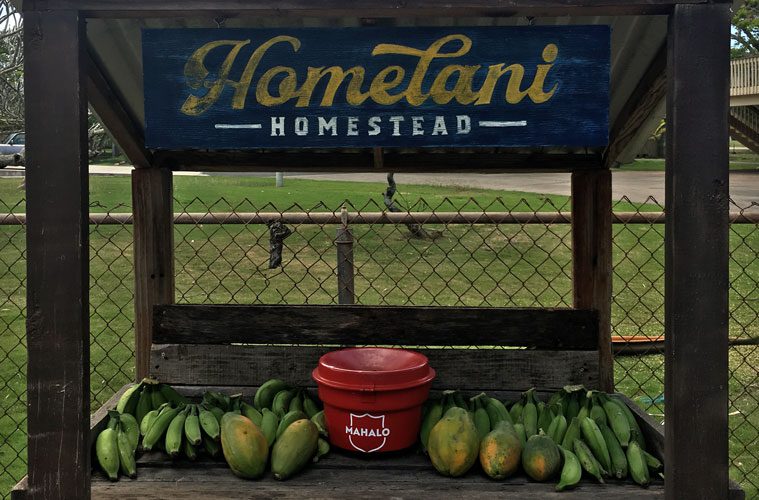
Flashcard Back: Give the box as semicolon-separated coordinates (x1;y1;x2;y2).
1;210;757;225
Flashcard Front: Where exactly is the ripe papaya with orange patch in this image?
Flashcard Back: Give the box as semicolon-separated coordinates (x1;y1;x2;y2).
479;421;523;480
220;413;268;479
521;432;561;481
427;407;479;477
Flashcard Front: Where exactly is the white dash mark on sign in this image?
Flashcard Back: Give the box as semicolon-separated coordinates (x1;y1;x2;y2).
214;123;263;129
478;120;528;127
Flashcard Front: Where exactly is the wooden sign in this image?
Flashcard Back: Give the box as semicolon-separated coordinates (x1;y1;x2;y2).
143;26;609;149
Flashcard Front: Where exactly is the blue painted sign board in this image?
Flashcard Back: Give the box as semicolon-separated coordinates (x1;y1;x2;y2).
143;26;609;149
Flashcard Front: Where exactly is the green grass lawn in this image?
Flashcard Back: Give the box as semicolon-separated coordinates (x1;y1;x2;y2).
619;156;759;171
0;175;756;497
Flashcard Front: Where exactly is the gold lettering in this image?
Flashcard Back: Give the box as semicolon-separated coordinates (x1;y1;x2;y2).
295;66;368;107
473;63;529;105
372;34;472;106
256;66;298;106
368;66;406;105
430;65;481;105
232;36;301;109
527;43;558;103
181;39;251;116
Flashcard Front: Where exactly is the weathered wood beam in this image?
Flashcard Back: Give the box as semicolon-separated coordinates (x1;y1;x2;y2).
24;9;90;500
571;169;613;392
665;4;730;499
132;168;175;379
87;49;152;168
604;43;667;167
24;0;720;18
156;150;604;173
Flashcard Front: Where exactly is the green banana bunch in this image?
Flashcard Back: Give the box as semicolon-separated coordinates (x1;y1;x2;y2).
573;438;606;483
151;385;168;409
254;379;289;410
420;398;443;453
96;415;121;481
580;416;612;473
627;438;650;487
276;410;308;438
116;381;145;415
598;421;628;479
261;407;279;447
143;404;180;451
158;383;189;407
555;445;582;491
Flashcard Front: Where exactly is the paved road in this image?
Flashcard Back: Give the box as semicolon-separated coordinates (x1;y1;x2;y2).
2;165;756;210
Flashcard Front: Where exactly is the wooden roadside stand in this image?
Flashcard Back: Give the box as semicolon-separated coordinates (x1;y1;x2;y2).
14;0;743;498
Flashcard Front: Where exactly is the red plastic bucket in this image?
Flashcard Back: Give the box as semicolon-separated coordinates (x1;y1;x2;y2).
312;347;435;453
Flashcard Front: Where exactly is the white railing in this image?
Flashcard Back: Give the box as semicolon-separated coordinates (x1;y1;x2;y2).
731;55;759;97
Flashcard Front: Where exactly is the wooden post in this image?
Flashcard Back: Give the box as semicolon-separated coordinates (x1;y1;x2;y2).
336;207;355;305
571;169;613;392
132;168;175;379
24;9;90;499
665;4;730;499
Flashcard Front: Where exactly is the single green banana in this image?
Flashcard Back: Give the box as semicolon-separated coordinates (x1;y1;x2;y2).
96;418;120;481
510;399;524;423
261;408;279;447
537;401;553;435
158;383;189;407
313;437;330;463
117;428;137;478
116;382;143;415
556;445;582;491
151;386;168;410
142;406;180;451
184;405;202;446
573;438;605;483
241;402;263;426
419;399;443;453
547;414;559;442
253;379;289;410
135;385;153;425
598;421;628;479
522;389;538;437
566;392;580;421
184;438;198;461
609;396;646;449
441;391;457;415
627;439;650;487
165;408;188;457
288;391;304;414
601;394;631;448
276;410;309;438
513;423;527;447
643;449;663;472
203;434;221;458
552;414;568;445
302;394;320;419
590;394;608;427
561;417;581;450
576;396;591;423
199;406;221;441
311;410;328;438
472;397;491;442
485;397;513;426
272;389;297;418
452;391;468;410
140;409;159;437
119;412;139;452
580;417;612;473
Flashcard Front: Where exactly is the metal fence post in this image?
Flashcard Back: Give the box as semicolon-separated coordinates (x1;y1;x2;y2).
336;206;355;305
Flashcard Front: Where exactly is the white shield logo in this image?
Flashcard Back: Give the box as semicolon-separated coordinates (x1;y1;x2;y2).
347;413;388;453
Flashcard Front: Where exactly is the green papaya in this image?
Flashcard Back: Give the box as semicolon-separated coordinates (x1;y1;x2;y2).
271;419;319;480
220;413;268;479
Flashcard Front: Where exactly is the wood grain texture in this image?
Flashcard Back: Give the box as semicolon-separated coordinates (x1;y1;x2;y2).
133;168;175;379
571;170;613;391
336;227;355;305
665;5;731;500
86;50;151;168
153;305;599;349
156;150;604;172
150;344;599;390
26;0;716;18
24;9;91;500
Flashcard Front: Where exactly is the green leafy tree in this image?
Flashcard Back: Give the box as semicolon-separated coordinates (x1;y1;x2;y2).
0;0;23;135
732;0;759;58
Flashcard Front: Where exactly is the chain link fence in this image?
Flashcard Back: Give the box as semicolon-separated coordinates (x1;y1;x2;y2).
0;195;756;497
